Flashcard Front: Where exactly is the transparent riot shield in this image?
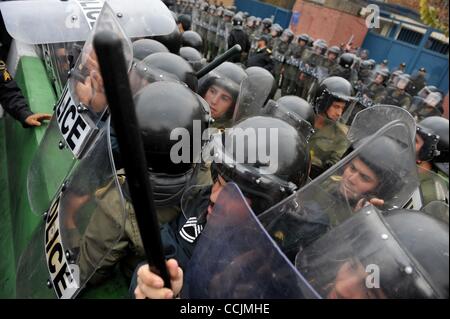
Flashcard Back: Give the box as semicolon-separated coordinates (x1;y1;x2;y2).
17;119;126;299
0;0;176;44
347;104;416;145
259;120;419;261
182;183;319;299
27;3;132;216
294;205;448;299
232;68;275;123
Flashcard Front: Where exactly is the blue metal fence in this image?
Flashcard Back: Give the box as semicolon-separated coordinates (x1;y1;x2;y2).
235;0;292;29
362;19;449;94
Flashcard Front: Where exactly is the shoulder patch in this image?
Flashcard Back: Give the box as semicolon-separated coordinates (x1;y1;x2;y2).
266;48;272;54
1;61;12;82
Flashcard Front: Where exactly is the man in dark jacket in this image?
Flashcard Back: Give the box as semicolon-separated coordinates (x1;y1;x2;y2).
227;14;250;63
246;35;274;73
1;60;52;127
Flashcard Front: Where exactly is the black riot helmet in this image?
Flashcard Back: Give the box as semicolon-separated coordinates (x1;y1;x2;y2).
338;52;355;69
181;30;204;52
138;52;198;91
261;97;316;141
383;210;449;298
134;81;211;174
313;76;354;115
208;116;311;214
232;14;244;26
353;135;411;201
179;46;205;72
417;116;449;163
360;59;372;70
262;18;272;30
149;26;182;54
132;39;169;61
178;14;192;31
198;62;247;122
275;95;316;127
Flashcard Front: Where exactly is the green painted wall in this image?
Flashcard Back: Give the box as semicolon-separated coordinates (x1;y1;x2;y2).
0;56;56;298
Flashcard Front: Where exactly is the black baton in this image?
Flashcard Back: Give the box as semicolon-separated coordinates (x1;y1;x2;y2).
93;30;171;288
196;44;242;78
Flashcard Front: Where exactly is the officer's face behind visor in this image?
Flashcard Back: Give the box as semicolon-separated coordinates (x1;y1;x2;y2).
204;85;234;119
338;158;380;202
326;100;346;122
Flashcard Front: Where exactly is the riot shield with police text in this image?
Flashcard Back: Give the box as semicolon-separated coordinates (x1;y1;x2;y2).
17;119;126;299
27;3;132;216
182;183;319;299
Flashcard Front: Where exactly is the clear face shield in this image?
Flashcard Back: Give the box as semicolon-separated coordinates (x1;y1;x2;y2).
232;69;275;123
259;120;419;262
395;76;410;90
294;205;447;299
182;183;319;299
418;86;432;99
424;92;442;108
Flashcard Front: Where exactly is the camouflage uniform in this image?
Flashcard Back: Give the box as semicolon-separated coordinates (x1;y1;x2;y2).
76;174;182;285
309;118;350;179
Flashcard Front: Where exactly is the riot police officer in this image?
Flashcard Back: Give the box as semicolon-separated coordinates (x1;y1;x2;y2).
271;29;294;89
411;91;444;121
132;114;312;299
0;60;52;127
77;81;211;285
308;76;355;178
198;61;247;128
378;74;413;109
329;52;358;84
362;69;388;102
415;116;449;205
228;14;250;63
268;23;283;50
282;34;309;96
408;67;427;96
321;45;340;71
296;39;327;99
